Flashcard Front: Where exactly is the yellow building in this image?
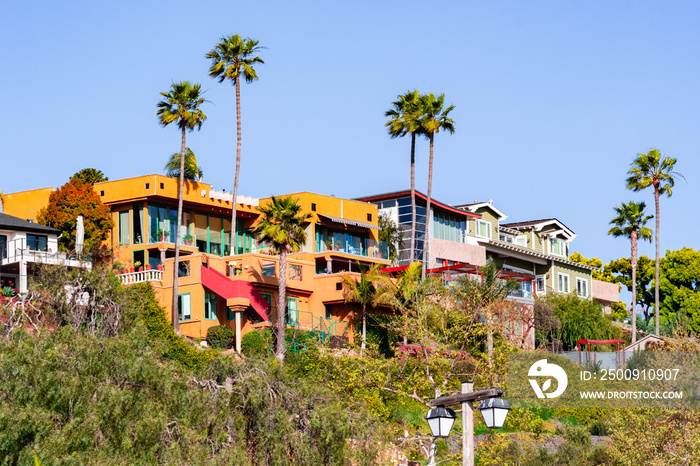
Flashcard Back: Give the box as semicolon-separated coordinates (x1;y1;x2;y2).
2;176;391;348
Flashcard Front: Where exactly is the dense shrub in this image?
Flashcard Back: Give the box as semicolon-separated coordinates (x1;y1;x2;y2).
241;329;272;357
207;325;235;349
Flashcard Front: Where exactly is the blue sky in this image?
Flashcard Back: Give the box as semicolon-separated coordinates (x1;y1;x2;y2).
2;1;698;277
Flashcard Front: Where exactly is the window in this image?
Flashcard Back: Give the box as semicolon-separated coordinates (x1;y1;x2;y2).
160;183;164;189
324;305;332;320
145;183;150;189
100;190;104;196
178;293;191;321
499;233;514;243
475;220;492;239
557;273;570;293
178;260;190;277
311;203;317;212
118;210;130;246
204;292;218;320
515;236;527;247
262;261;276;277
434;212;467;243
0;235;6;259
26;234;47;252
289;264;302;281
367;213;372;222
133;203;144;244
336;282;342;291
576;277;588;298
286;298;298;326
535;275;546;295
549;238;566;256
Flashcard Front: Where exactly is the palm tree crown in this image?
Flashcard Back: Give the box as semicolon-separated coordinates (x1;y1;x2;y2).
164;148;203;181
626;148;682;335
206;34;264;85
156;81;207;132
252;196;311;362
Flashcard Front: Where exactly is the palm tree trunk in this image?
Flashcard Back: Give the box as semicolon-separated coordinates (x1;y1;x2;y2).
361;304;366;357
276;249;287;362
229;71;242;256
631;231;638;344
654;187;660;335
410;133;416;265
422;134;434;281
172;126;186;335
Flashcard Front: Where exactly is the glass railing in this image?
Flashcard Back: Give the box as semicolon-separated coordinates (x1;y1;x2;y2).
315;239;389;259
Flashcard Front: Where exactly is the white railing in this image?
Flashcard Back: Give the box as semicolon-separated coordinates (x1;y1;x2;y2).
118;269;163;285
0;238;86;267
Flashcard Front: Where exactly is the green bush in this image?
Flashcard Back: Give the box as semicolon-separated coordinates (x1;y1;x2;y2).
241;329;271;357
207;325;235;349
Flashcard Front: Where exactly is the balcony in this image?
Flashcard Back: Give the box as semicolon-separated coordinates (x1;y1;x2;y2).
117;269;163;285
315;238;389;260
0;239;87;269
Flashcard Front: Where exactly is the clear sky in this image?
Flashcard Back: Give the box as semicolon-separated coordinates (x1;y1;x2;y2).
2;1;698;274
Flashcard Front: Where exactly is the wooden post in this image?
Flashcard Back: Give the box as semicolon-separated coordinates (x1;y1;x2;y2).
463;381;474;466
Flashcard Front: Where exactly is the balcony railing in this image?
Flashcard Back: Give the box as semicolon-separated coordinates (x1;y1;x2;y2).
0;239;87;267
118;269;163;285
315;239;389;260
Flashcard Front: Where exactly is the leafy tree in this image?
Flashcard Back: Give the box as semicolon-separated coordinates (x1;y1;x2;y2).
206;34;264;255
626;148;683;334
418;93;455;278
608;201;653;342
71;168;108;184
251;196;311;363
569;252;609;281
610;301;628;322
36;178;113;251
385;90;423;263
164;147;203;181
659;247;700;334
377;211;404;264
157;81;207;335
604;256;656;324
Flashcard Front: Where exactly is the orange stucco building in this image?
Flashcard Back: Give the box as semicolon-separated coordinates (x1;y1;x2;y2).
2;175;392;348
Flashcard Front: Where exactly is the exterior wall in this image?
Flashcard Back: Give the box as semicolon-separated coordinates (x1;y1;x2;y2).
469;209;500;241
551;262;593;298
429;238;486;268
1;187;56;219
592;279;619;314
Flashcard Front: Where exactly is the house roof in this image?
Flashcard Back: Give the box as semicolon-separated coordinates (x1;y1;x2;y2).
501;218;576;240
455;201;507;221
480;239;598;270
356;190;481;219
317;214;378;230
0;213;59;235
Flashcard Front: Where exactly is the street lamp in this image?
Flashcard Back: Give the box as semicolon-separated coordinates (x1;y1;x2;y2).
478;397;511;429
425;406;457;437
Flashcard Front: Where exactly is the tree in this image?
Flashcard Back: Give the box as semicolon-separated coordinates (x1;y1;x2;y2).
385;90;423;264
156;81;207;335
605;256;656;324
418;93;455;279
377;212;403;264
37;178;113;251
569;252;609;281
626;148;683;334
164;147;203;181
659;247;700;334
72;168;108;185
342;264;386;357
252;196;311;363
206;34;264;255
608;201;653;343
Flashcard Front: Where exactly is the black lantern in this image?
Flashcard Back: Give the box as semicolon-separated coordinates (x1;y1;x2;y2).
479;397;511;429
425;406;457;437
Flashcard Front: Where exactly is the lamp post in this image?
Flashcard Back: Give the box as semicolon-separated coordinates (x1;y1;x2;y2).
427;382;510;466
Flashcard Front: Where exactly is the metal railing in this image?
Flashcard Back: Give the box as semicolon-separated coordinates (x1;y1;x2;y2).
316;239;389;260
0;238;86;266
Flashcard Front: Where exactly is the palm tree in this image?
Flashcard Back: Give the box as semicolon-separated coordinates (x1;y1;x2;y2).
206;35;264;256
385;90;423;264
164;147;204;181
342;263;385;357
626;148;682;334
419;93;455;279
156;81;207;334
252;196;311;362
608;201;653;343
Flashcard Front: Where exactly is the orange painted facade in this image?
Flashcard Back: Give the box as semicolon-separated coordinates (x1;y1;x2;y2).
2;175;392;345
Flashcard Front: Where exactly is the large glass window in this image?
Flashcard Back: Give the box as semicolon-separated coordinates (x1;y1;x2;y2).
133;203;144;244
557;273;570;293
0;235;6;259
315;227;369;255
209;216;222;256
433;212;466;243
286;298;298;326
118;210;130;246
195;213;208;252
475;220;492;239
576;277;588;298
26;234;47;252
550;238;566;256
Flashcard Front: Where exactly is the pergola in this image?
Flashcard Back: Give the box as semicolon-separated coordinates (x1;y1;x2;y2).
577;338;627;368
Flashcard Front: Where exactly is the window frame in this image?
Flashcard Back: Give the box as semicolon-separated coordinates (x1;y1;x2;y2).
475;220;492;239
576;277;589;298
204;291;218;321
26;234;48;252
178;293;191;321
286;297;298;326
549;237;566;257
262;260;276;277
557;273;570;294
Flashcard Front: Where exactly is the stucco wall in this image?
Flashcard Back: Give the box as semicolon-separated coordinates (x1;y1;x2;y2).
429;238;486;267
